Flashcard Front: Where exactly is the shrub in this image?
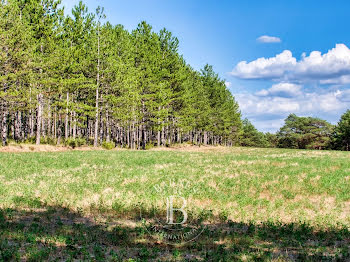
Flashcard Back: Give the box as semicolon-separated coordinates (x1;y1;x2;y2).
0;240;19;261
40;136;57;145
145;142;155;150
102;141;115;150
24;137;36;144
87;137;94;146
75;138;86;147
65;138;86;149
65;138;76;148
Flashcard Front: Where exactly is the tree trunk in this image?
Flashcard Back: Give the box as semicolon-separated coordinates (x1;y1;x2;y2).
99;111;103;144
29;87;34;138
65;92;69;140
2;44;8;146
1;102;8;146
106;105;110;143
157;130;161;147
57;122;61;145
94;20;101;147
54;109;57;139
48;89;51;138
36;93;43;145
161;124;165;146
15;111;22;142
127;125;130;148
73;110;76;139
143;125;147;150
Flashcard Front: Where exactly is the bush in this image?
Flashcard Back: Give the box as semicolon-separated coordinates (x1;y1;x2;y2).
65;138;86;149
24;137;36;144
102;141;115;150
87;137;94;146
0;240;19;261
65;138;77;148
75;138;86;147
145;142;155;150
40;136;57;145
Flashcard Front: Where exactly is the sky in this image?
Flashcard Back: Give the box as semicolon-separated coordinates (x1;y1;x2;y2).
61;0;350;132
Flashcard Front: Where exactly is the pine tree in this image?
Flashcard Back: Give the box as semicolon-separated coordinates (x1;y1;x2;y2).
0;0;243;149
277;114;333;149
240;119;268;148
333;110;350;151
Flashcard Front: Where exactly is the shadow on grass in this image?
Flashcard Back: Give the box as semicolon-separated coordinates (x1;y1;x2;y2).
0;199;349;261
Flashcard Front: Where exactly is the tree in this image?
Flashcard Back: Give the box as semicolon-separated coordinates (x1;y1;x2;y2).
0;0;34;145
93;6;105;147
0;0;242;149
22;0;64;145
265;132;278;148
240;119;268;148
277;114;333;150
332;110;350;151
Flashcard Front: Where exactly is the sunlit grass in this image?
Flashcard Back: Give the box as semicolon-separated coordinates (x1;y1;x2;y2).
0;146;349;260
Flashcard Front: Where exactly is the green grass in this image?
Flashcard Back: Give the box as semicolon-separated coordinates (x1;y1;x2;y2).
0;147;349;261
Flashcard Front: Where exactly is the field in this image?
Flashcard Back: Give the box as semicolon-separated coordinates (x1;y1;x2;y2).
0;146;349;261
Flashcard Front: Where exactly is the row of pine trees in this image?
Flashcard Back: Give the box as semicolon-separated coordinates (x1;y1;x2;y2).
0;0;242;149
240;111;350;151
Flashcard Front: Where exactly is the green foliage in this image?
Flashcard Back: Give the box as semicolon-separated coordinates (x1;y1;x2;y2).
40;137;58;146
0;0;242;148
102;141;115;150
277;114;334;150
0;0;347;152
265;132;278;148
0;240;19;261
145;142;155;150
65;138;86;148
240;119;269;148
332;110;350;151
25;137;37;145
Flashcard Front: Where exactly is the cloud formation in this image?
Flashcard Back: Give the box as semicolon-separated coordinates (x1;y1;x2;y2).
256;83;302;98
336;89;350;102
231;44;350;84
257;35;281;43
234;85;350;132
232;50;296;80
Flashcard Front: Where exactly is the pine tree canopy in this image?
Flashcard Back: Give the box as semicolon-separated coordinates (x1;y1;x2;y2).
0;0;242;148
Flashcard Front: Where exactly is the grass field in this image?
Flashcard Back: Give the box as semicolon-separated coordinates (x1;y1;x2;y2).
0;146;349;261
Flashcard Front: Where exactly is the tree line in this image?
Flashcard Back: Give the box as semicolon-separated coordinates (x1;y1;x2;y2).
0;0;242;149
1;0;349;151
241;110;350;151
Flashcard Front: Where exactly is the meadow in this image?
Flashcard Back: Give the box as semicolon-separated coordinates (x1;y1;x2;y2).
0;146;349;261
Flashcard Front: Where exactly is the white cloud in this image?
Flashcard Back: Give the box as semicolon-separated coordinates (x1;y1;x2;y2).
257;35;281;43
236;93;300;115
320;75;350;85
234;86;350;132
225;81;232;88
256;83;302;98
296;44;350;81
249;119;285;133
335;89;350;102
231;44;350;84
231;50;296;79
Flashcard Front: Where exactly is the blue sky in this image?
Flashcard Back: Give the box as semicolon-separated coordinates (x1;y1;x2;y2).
61;0;350;132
